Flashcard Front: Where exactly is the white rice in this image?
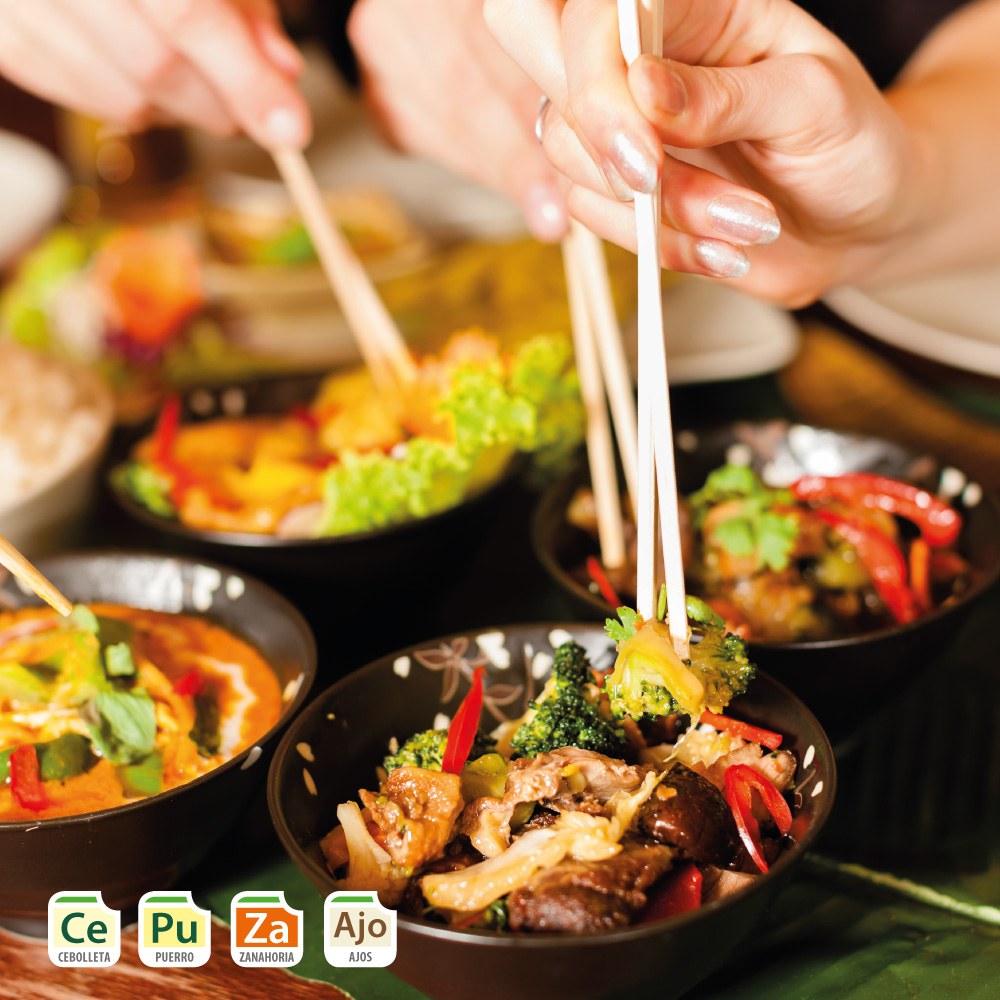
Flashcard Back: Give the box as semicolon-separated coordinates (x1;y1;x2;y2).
0;344;107;514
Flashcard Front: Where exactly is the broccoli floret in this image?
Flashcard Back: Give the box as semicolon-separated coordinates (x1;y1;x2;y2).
509;641;626;759
687;625;755;713
604;606;755;722
384;728;496;774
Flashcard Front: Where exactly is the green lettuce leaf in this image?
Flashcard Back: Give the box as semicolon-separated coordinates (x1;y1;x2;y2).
112;462;176;518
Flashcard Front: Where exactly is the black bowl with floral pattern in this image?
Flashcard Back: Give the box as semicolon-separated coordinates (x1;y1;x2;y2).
268;622;835;1000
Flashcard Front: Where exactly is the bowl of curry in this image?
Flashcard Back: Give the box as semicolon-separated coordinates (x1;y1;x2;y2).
0;551;315;930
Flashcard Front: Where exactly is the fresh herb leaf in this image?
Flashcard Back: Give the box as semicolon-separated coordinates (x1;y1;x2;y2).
711;518;756;557
104;642;137;677
190;691;221;756
117;752;163;797
69;605;99;633
688;464;798;572
757;511;799;572
605;606;639;644
87;689;157;764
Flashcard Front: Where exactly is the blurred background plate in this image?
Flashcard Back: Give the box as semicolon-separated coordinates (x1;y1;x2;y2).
624;275;801;385
824;264;1000;376
0;130;67;270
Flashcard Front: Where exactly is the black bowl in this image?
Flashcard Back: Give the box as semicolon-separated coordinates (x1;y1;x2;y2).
108;374;518;580
268;622;836;1000
533;422;1000;745
0;551;316;931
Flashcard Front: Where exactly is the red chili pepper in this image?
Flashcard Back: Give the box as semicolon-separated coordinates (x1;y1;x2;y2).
150;395;237;509
909;538;931;613
792;473;961;547
700;711;782;750
638;862;703;922
288;404;320;431
586;556;622;607
8;744;49;812
814;509;919;624
724;763;792;874
152;394;182;464
441;666;486;774
172;670;205;697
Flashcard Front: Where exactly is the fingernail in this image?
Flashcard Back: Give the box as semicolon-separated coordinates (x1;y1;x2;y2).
524;182;568;242
642;58;687;116
264;106;309;149
260;22;303;77
694;239;750;278
608;132;659;194
600;159;635;202
707;196;780;245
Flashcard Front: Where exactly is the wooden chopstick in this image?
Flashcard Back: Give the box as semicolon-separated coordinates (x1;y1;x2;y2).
570;224;640;518
618;0;689;657
271;148;417;394
562;229;627;571
0;534;73;616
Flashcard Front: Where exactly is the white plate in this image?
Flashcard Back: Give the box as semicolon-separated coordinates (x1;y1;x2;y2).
0;130;67;270
624;274;801;384
824;264;1000;376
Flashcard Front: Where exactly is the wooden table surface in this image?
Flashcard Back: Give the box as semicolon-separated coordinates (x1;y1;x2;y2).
0;922;345;1000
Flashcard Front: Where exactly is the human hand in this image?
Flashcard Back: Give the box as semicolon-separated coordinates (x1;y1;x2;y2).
0;0;311;148
484;0;924;305
348;0;568;242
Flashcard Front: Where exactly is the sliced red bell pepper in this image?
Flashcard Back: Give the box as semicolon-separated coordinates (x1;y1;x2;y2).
441;666;486;774
8;744;49;812
700;711;782;750
638;862;703;922
929;548;968;581
909;537;931;613
586;556;622;607
792;473;961;547
173;669;205;697
725;763;792;874
813;509;919;624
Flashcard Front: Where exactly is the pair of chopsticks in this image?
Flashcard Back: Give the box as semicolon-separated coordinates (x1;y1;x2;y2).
618;0;689;657
270;149;416;396
561;222;639;573
0;535;73;616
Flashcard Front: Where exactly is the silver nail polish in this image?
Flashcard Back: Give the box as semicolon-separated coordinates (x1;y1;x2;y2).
609;132;658;194
707;196;781;245
694;239;751;278
601;160;635;202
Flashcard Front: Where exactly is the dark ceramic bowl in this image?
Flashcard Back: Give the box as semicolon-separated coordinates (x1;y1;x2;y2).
108;374;517;579
533;422;1000;745
0;551;316;931
268;622;836;1000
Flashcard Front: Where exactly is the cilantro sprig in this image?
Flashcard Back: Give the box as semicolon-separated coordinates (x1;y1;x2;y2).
688;464;798;572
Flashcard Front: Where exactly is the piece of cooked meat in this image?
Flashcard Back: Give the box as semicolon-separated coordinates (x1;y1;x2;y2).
637;763;736;866
457;796;514;858
359;766;464;870
508;842;674;933
508;885;632;933
504;748;653;813
697;743;796;794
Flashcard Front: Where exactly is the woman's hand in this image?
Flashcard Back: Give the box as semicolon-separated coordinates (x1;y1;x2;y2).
484;0;928;305
348;0;568;242
0;0;311;148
